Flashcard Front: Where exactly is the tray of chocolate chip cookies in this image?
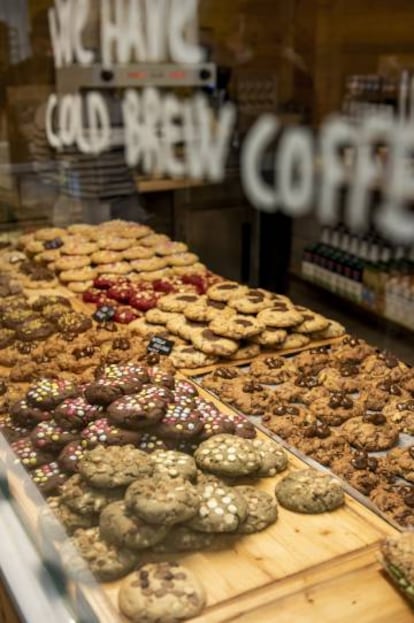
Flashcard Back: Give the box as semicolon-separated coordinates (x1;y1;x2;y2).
195;335;414;534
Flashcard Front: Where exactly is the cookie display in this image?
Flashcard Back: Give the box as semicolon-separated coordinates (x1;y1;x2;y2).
78;445;153;488
60;474;125;516
275;469;344;514
187;480;247;533
118;562;206;623
65;526;138;582
340;414;399;451
99;501;170;550
125;474;200;526
235;486;278;534
194;434;261;477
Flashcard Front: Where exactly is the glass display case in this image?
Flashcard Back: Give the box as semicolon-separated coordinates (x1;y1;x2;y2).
0;1;414;621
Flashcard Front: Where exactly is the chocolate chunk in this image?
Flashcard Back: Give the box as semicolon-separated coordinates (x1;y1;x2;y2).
207;300;226;309
235;319;253;327
303;422;330;439
296;375;319;388
264;357;283;369
178;295;198;302
272;405;299;416
202;330;221;342
0;381;6;396
351;452;368;470
146;352;160;365
340;364;359;377
397;400;414;411
216;367;239;379
218;284;238;290
112;338;130;351
243;381;263;393
343;337;361;346
328;393;353;409
362;412;386;425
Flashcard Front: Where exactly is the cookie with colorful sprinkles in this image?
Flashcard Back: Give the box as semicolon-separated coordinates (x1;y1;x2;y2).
53;396;103;430
11;437;55;470
26;379;79;411
31;461;67;495
80;418;142;449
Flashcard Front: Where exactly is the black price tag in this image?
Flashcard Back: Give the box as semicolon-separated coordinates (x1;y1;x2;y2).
147;335;174;356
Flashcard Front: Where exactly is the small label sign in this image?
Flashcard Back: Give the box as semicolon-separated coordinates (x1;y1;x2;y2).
147;335;174;356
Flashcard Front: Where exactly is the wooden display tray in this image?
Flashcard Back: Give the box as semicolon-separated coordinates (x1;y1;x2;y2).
179;337;343;377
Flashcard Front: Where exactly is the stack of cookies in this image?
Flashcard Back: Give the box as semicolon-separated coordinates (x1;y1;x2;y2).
42;437;284;583
16;221;206;293
128;281;345;369
200;337;414;528
2;363;261;496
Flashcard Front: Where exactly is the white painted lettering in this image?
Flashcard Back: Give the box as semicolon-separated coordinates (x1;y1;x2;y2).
241;114;279;212
277;127;314;216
